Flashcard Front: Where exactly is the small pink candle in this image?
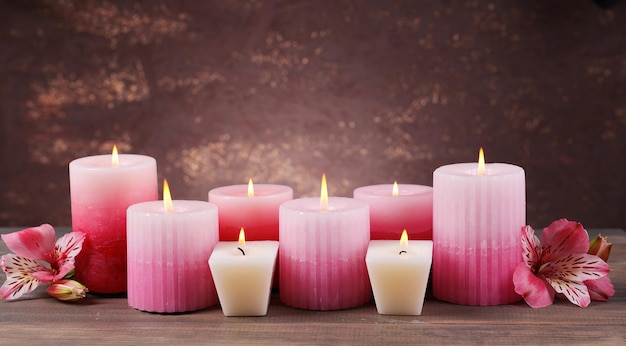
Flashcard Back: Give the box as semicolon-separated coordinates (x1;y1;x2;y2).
127;180;219;313
279;174;370;311
353;182;433;240
208;180;293;241
69;146;157;293
432;149;525;306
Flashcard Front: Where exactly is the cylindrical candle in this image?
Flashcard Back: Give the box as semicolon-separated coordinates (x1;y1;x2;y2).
127;200;219;313
69;153;157;293
208;183;293;241
353;184;433;240
279;197;370;311
432;162;525;306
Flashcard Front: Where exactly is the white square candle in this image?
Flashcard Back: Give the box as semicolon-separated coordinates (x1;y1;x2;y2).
366;234;433;315
209;235;278;317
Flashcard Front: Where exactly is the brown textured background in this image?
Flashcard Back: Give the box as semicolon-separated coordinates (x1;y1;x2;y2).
1;0;625;229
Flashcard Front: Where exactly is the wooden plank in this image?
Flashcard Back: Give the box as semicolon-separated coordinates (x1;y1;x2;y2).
1;227;625;344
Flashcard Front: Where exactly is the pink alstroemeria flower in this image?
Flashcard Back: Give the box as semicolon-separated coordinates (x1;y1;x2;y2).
0;224;86;300
513;219;611;308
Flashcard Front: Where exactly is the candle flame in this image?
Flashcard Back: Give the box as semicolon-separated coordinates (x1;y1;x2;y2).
163;179;174;213
320;173;328;211
238;227;246;246
399;229;409;255
247;178;254;197
477;147;486;176
111;145;119;167
392;181;399;197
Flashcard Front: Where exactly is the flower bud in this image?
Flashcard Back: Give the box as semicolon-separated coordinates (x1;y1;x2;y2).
47;280;88;302
588;235;612;262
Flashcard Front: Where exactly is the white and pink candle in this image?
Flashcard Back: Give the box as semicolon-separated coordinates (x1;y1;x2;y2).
69;146;157;294
127;180;219;313
208;180;293;241
354;182;433;240
432;149;525;306
279;174;370;310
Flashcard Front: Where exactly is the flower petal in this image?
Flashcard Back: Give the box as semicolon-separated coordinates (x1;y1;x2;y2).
585;276;615;302
513;262;555;308
540;253;609;282
0;254;46;300
545;277;591;307
54;231;86;270
541;219;589;262
0;224;56;262
521;225;542;270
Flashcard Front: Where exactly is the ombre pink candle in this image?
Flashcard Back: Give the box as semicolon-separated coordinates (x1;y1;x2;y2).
208;180;293;241
432;149;525;306
127;181;219;313
279;175;370;311
69;146;157;293
353;182;433;240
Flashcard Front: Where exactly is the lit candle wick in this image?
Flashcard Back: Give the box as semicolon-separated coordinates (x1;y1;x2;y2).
399;229;409;255
163;179;174;213
477;147;486;176
320;173;328;212
111;145;119;167
238;227;246;256
247;178;254;197
392;181;399;197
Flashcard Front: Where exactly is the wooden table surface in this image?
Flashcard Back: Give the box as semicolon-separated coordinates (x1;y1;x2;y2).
1;227;624;345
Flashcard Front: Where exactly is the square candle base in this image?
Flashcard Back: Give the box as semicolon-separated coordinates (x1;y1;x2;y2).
209;241;278;316
366;240;433;315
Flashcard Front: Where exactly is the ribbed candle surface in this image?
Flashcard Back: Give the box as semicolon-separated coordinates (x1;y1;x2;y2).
433;163;525;306
279;197;370;310
127;200;219;313
70;154;157;294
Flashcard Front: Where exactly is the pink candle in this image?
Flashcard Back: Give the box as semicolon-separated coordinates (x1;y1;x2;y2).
353;183;433;240
279;175;370;310
208;181;293;241
126;181;219;313
432;149;525;306
69;148;157;293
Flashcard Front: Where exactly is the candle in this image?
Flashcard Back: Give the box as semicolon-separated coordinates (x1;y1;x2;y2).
432;148;525;306
208;180;293;241
209;228;279;316
127;180;219;313
354;182;433;240
366;230;433;315
279;174;370;310
69;146;157;293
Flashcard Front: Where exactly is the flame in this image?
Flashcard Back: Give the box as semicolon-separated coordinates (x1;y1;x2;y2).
320;173;328;211
399;229;409;254
111;145;119;167
163;179;174;213
392;181;399;196
477;147;486;176
238;228;246;247
247;178;254;197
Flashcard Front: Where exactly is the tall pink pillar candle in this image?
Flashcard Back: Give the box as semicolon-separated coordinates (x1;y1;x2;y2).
353;184;433;240
208;183;293;241
279;197;370;310
432;162;525;306
127;200;219;313
70;153;157;293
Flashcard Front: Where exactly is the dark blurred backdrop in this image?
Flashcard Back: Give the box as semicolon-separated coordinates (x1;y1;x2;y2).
1;0;625;228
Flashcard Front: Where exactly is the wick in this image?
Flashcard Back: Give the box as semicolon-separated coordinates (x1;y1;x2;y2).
237;247;246;256
399;250;408;255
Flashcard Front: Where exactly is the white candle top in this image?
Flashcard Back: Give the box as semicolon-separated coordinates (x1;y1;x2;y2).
210;241;279;261
281;196;368;213
70;154;155;170
354;184;432;197
128;200;218;214
367;240;433;259
435;162;524;178
209;184;293;199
